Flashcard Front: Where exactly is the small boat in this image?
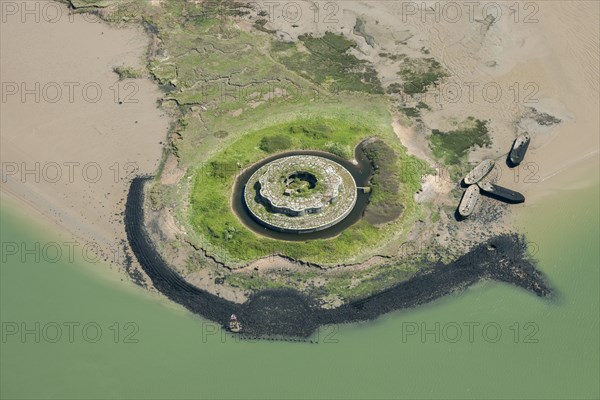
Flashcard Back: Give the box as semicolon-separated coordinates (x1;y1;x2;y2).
229;314;242;333
458;184;480;217
478;182;525;204
509;132;530;166
464;159;495;185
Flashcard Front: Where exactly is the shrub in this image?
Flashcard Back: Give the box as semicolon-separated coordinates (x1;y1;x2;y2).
324;142;352;159
259;134;292;153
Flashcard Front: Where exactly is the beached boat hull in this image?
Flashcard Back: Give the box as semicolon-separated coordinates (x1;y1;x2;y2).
464;160;496;185
458;184;480;217
478;182;525;204
509;133;531;166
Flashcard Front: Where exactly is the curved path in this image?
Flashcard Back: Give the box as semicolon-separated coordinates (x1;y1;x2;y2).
125;177;551;339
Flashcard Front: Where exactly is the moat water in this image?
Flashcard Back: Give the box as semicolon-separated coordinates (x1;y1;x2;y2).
2;182;598;399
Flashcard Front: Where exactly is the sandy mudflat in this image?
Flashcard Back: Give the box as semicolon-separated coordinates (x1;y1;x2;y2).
419;1;600;201
508;1;599;201
1;2;169;263
263;0;598;202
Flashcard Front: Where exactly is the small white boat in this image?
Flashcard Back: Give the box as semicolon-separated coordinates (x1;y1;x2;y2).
229;314;242;333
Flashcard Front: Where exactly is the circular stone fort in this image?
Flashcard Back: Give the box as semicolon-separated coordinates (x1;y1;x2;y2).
244;155;357;233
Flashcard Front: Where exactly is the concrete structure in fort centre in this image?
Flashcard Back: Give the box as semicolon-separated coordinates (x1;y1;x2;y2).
244;155;358;232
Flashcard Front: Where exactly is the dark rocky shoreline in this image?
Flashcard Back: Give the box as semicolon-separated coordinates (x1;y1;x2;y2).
125;177;551;339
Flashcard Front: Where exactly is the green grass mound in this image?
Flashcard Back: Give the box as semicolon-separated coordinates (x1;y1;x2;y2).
188;116;421;265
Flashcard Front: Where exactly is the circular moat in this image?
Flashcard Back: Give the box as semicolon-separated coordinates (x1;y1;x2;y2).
244;155;358;233
231;147;373;241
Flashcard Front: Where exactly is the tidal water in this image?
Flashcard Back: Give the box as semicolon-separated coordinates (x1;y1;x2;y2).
1;183;598;399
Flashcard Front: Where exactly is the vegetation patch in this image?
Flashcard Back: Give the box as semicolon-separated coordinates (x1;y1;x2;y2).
379;52;407;61
112;66;143;80
398;57;448;95
272;32;383;94
148;182;178;210
259;134;293;153
188;116;422;265
429;117;492;165
253;18;276;34
416;101;431;110
324;142;352;159
213;130;229;138
271;40;295;52
361;139;426;225
74;0;430;294
399;107;420;118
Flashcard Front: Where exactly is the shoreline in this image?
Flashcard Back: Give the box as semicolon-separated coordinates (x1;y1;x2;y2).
0;2;169;275
1;0;593;338
126;177;551;339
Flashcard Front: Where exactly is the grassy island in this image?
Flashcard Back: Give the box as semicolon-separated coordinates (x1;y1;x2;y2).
67;0;497;303
188;114;425;265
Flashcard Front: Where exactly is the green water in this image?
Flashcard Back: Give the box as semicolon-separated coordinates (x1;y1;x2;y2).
1;184;598;399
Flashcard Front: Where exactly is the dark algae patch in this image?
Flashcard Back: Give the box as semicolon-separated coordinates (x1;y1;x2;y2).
362;139;404;224
126;177;551;339
398;57;448;95
399;107;421;118
112;65;143;80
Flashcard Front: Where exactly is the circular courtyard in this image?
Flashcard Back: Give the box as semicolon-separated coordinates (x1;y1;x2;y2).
244;155;358;233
